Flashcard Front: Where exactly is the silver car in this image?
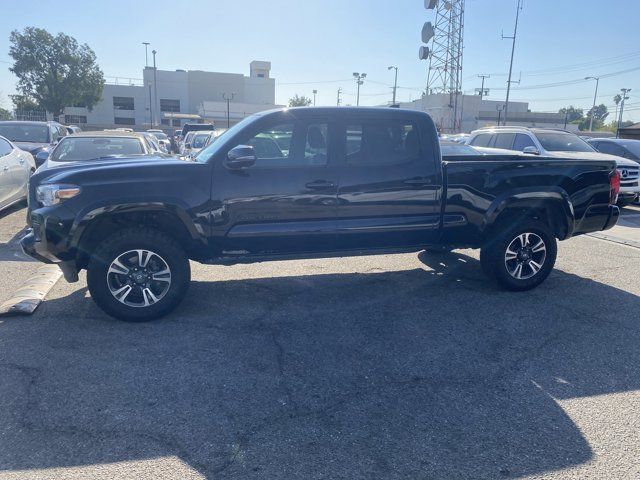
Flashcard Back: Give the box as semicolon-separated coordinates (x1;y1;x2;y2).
0;135;35;212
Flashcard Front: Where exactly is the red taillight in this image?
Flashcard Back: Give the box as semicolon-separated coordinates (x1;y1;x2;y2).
610;169;621;205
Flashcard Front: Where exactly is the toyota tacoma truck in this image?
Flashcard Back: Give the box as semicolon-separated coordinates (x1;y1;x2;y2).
22;107;621;321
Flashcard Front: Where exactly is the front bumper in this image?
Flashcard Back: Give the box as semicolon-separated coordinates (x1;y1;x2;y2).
602;205;620;231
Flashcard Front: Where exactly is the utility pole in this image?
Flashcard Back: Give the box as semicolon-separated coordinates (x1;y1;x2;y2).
142;42;150;68
312;89;317;106
388;66;399;106
222;92;235;128
585;76;600;131
563;109;569;129
617;88;631;138
502;0;523;126
148;83;153;127
353;72;366;106
336;87;342;106
476;74;490;100
152;50;158;126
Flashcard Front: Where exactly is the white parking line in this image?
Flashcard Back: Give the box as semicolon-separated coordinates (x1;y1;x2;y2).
0;265;62;316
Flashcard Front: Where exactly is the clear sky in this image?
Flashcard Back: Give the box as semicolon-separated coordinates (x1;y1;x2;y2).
1;0;638;121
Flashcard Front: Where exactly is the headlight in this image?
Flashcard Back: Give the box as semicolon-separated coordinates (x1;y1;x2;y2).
36;184;81;206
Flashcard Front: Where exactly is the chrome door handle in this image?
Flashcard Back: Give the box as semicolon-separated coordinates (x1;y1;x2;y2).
19;159;25;164
2;166;9;172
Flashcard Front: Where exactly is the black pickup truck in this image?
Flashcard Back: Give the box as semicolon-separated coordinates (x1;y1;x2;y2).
22;107;620;321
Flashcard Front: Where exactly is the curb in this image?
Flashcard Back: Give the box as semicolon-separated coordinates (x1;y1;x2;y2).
0;265;63;316
586;232;640;250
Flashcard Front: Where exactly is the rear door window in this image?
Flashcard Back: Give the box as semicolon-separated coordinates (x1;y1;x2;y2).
470;133;493;147
494;133;515;150
344;118;420;166
596;142;625;157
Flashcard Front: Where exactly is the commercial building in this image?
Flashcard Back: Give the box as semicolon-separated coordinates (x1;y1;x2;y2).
62;61;279;131
397;94;575;133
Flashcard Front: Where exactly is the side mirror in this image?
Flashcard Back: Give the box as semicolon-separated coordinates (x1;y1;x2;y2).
522;146;540;155
35;150;50;165
225;145;256;169
185;143;191;149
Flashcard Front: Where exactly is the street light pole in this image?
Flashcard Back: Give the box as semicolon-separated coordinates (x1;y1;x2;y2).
312;89;317;106
222;92;235;128
142;42;150;67
148;83;153;127
585;76;600;132
388;66;398;106
336;87;342;106
152;50;158;127
496;104;504;126
353;72;366;106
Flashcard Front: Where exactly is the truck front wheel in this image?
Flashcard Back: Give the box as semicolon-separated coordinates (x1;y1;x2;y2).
480;220;557;291
87;228;191;321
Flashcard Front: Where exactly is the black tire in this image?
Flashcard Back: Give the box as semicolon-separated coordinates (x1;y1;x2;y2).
480;219;557;291
87;228;190;321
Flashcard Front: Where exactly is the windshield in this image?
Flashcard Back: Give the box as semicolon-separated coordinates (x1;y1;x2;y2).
50;137;144;162
150;132;168;140
195;114;259;163
192;133;209;149
0;123;50;143
536;132;595;152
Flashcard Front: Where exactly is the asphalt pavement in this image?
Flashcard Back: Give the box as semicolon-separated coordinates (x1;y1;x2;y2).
0;206;639;479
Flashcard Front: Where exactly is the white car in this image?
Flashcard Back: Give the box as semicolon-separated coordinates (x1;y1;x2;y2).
0;135;35;212
147;130;171;153
468;126;640;207
39;131;162;171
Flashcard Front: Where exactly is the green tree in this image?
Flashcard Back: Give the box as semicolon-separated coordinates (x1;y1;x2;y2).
558;106;584;123
288;94;313;107
10;94;41;111
9;27;105;120
582;104;609;130
0;107;11;120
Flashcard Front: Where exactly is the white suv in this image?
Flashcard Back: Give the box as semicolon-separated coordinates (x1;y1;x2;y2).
468;127;640;207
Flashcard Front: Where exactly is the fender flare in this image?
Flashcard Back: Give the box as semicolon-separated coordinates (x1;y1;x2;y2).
68;199;206;252
481;187;575;240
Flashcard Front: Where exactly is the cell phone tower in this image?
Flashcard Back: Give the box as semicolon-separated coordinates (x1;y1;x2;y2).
420;0;465;132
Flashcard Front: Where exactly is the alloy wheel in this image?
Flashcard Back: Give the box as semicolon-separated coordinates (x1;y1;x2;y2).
504;232;547;280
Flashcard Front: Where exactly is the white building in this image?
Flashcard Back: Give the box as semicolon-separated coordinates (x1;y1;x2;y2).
397;94;576;133
62;61;279;131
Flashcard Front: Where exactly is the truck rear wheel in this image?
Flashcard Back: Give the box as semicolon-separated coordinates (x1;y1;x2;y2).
87;228;190;321
480;219;557;291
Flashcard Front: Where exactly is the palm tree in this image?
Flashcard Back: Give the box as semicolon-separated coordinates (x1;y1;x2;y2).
613;94;622;126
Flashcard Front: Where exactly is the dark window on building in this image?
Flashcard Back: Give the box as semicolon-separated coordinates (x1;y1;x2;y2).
114;117;135;125
65;115;87;124
257;73;265;78
469;133;493;147
494;133;515;150
161;119;170;126
160;99;180;112
344;118;420;166
113;97;134;110
172;119;181;127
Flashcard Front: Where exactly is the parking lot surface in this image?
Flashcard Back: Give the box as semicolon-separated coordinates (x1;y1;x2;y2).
0;206;639;479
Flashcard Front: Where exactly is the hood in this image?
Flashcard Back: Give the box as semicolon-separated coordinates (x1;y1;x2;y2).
32;155;186;184
14;141;50;154
546;150;638;167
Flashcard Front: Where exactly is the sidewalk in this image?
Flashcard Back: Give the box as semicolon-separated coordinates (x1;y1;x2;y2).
587;205;640;248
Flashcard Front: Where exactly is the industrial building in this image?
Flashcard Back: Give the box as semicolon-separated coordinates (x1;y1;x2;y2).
397;94;575;133
62;61;279;130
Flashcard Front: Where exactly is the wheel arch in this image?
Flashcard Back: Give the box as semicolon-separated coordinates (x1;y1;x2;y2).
481;187;575;242
71;203;205;269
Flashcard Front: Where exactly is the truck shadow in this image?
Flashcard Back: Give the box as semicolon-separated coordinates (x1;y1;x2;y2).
0;251;639;479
